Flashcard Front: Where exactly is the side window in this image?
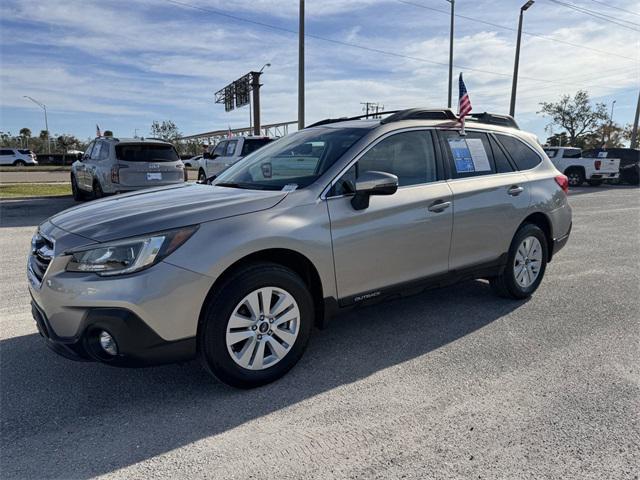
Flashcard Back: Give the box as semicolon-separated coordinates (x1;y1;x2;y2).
99;142;110;160
543;148;558;158
496;134;542;171
225;140;238;156
213;141;227;157
84;142;95;159
0;149;13;155
489;136;514;173
331;130;437;196
90;142;102;160
440;131;496;178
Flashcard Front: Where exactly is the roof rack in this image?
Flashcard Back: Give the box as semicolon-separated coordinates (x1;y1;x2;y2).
380;108;458;124
306;111;400;128
466;112;519;129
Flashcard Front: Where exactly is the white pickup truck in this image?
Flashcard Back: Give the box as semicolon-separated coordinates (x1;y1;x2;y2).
198;136;273;181
543;147;619;187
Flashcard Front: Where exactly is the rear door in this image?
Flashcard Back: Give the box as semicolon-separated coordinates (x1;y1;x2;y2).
115;143;183;187
439;130;530;270
326;129;453;302
205;141;227;176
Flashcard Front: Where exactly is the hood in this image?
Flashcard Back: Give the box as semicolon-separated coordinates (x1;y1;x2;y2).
47;183;287;242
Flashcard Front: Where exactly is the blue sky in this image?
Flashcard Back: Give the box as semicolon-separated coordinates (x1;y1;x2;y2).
0;0;638;143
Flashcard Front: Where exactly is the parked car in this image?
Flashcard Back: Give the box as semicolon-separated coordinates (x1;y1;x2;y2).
28;108;572;388
0;148;38;166
198;136;273;181
70;137;186;200
183;155;202;169
582;148;639;185
543;146;619;186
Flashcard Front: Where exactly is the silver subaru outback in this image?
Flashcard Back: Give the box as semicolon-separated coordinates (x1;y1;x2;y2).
28;109;572;388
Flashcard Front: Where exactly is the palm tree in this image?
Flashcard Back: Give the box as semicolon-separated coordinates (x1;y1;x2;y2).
19;127;32;148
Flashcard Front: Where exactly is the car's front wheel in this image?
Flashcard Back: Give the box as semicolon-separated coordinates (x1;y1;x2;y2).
199;263;313;388
71;174;85;201
13;160;26;167
490;223;548;299
92;180;104;199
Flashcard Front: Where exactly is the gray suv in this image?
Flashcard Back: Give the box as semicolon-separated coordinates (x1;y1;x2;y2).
28;109;572;388
70;137;186;200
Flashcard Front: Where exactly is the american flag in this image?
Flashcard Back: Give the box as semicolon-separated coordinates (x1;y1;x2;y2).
227;126;233;138
458;73;472;122
96;124;101;137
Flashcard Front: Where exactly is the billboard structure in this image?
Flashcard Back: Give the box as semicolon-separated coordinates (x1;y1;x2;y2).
214;71;264;135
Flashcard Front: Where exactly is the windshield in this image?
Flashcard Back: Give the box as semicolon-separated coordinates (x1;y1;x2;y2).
213;127;368;190
115;144;179;162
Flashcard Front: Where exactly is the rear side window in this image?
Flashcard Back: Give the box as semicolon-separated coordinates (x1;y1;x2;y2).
544;148;558;158
0;149;14;155
225;140;238;156
440;131;496;178
496;134;542;170
241;138;272;156
116;144;179;162
489;136;514;173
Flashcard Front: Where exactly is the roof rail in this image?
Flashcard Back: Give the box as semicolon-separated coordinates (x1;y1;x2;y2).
466;112;519;129
306;110;399;128
380;108;458;124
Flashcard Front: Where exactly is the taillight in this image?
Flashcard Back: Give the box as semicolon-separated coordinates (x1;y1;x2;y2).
555;174;569;194
111;165;120;183
594;160;601;170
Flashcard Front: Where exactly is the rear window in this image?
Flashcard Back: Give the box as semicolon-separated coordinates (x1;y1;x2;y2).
241;138;273;156
18;149;33;154
115;144;179;162
496;134;542;170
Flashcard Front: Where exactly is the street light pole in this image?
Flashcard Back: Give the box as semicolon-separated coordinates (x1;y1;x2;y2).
447;0;455;109
23;95;50;153
509;0;534;117
298;0;305;130
608;100;616;144
631;90;640;149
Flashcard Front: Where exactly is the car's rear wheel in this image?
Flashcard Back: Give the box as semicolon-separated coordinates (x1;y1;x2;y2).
565;168;585;187
199;263;313;388
13;160;26;167
71;174;85;201
92;180;104;199
490;223;548;299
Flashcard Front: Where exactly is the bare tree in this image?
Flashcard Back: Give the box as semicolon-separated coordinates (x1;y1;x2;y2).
150;120;181;142
538;90;608;147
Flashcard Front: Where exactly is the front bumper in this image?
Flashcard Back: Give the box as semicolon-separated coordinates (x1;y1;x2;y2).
31;301;196;366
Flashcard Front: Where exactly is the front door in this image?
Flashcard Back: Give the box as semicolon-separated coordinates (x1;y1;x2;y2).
326;129;453;303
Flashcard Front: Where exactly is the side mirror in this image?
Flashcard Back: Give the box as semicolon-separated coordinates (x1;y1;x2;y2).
204;152;218;160
351;171;398;210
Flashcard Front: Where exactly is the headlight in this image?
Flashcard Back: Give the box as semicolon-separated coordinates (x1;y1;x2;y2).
66;225;198;276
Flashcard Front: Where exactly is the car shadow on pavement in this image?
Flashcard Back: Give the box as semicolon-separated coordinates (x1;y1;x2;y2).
0;280;527;479
0;197;77;228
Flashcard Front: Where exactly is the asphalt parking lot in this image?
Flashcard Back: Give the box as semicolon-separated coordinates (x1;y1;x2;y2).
1;186;638;479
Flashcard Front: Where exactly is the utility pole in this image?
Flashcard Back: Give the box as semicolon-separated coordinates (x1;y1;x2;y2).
631;90;640;149
608;99;616;145
510;1;534;117
298;0;305;130
23;95;50;153
447;0;455;109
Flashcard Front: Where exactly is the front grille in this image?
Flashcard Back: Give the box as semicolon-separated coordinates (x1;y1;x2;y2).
29;233;54;284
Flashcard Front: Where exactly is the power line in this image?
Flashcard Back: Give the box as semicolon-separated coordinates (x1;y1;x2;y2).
588;0;640;18
396;0;637;61
163;0;634;92
545;0;640;31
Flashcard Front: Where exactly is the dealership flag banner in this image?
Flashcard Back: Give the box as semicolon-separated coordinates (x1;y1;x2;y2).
458;73;472;134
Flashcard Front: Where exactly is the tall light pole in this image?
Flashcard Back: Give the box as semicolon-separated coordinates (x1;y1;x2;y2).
509;0;534;117
608;100;616;144
631;90;640;149
23;95;50;153
298;0;305;130
447;0;455;109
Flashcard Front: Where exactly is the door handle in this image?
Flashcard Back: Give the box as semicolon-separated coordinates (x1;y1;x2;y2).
428;200;451;213
508;185;524;196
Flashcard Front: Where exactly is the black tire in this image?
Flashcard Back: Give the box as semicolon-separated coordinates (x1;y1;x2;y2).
71;175;85;201
565;168;585;187
198;169;207;183
199;262;314;388
587;179;603;187
13;160;26;167
92;180;104;199
490;223;548;299
622;169;640;186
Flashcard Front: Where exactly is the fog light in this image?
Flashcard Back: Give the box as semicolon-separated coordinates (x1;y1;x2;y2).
99;331;118;356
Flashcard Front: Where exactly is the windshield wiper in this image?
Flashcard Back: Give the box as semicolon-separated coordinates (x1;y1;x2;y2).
215;182;248;189
215;182;271;190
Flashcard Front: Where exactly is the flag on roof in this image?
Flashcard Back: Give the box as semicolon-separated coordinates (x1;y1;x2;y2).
458;73;472;122
96;124;101;137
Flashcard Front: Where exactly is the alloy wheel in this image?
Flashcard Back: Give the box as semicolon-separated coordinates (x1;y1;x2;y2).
225;287;300;370
513;236;543;288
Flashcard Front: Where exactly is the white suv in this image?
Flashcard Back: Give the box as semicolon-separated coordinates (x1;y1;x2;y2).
0;148;38;166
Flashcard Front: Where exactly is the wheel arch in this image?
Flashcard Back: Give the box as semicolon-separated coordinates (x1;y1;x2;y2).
197;248;327;338
519;212;555;261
